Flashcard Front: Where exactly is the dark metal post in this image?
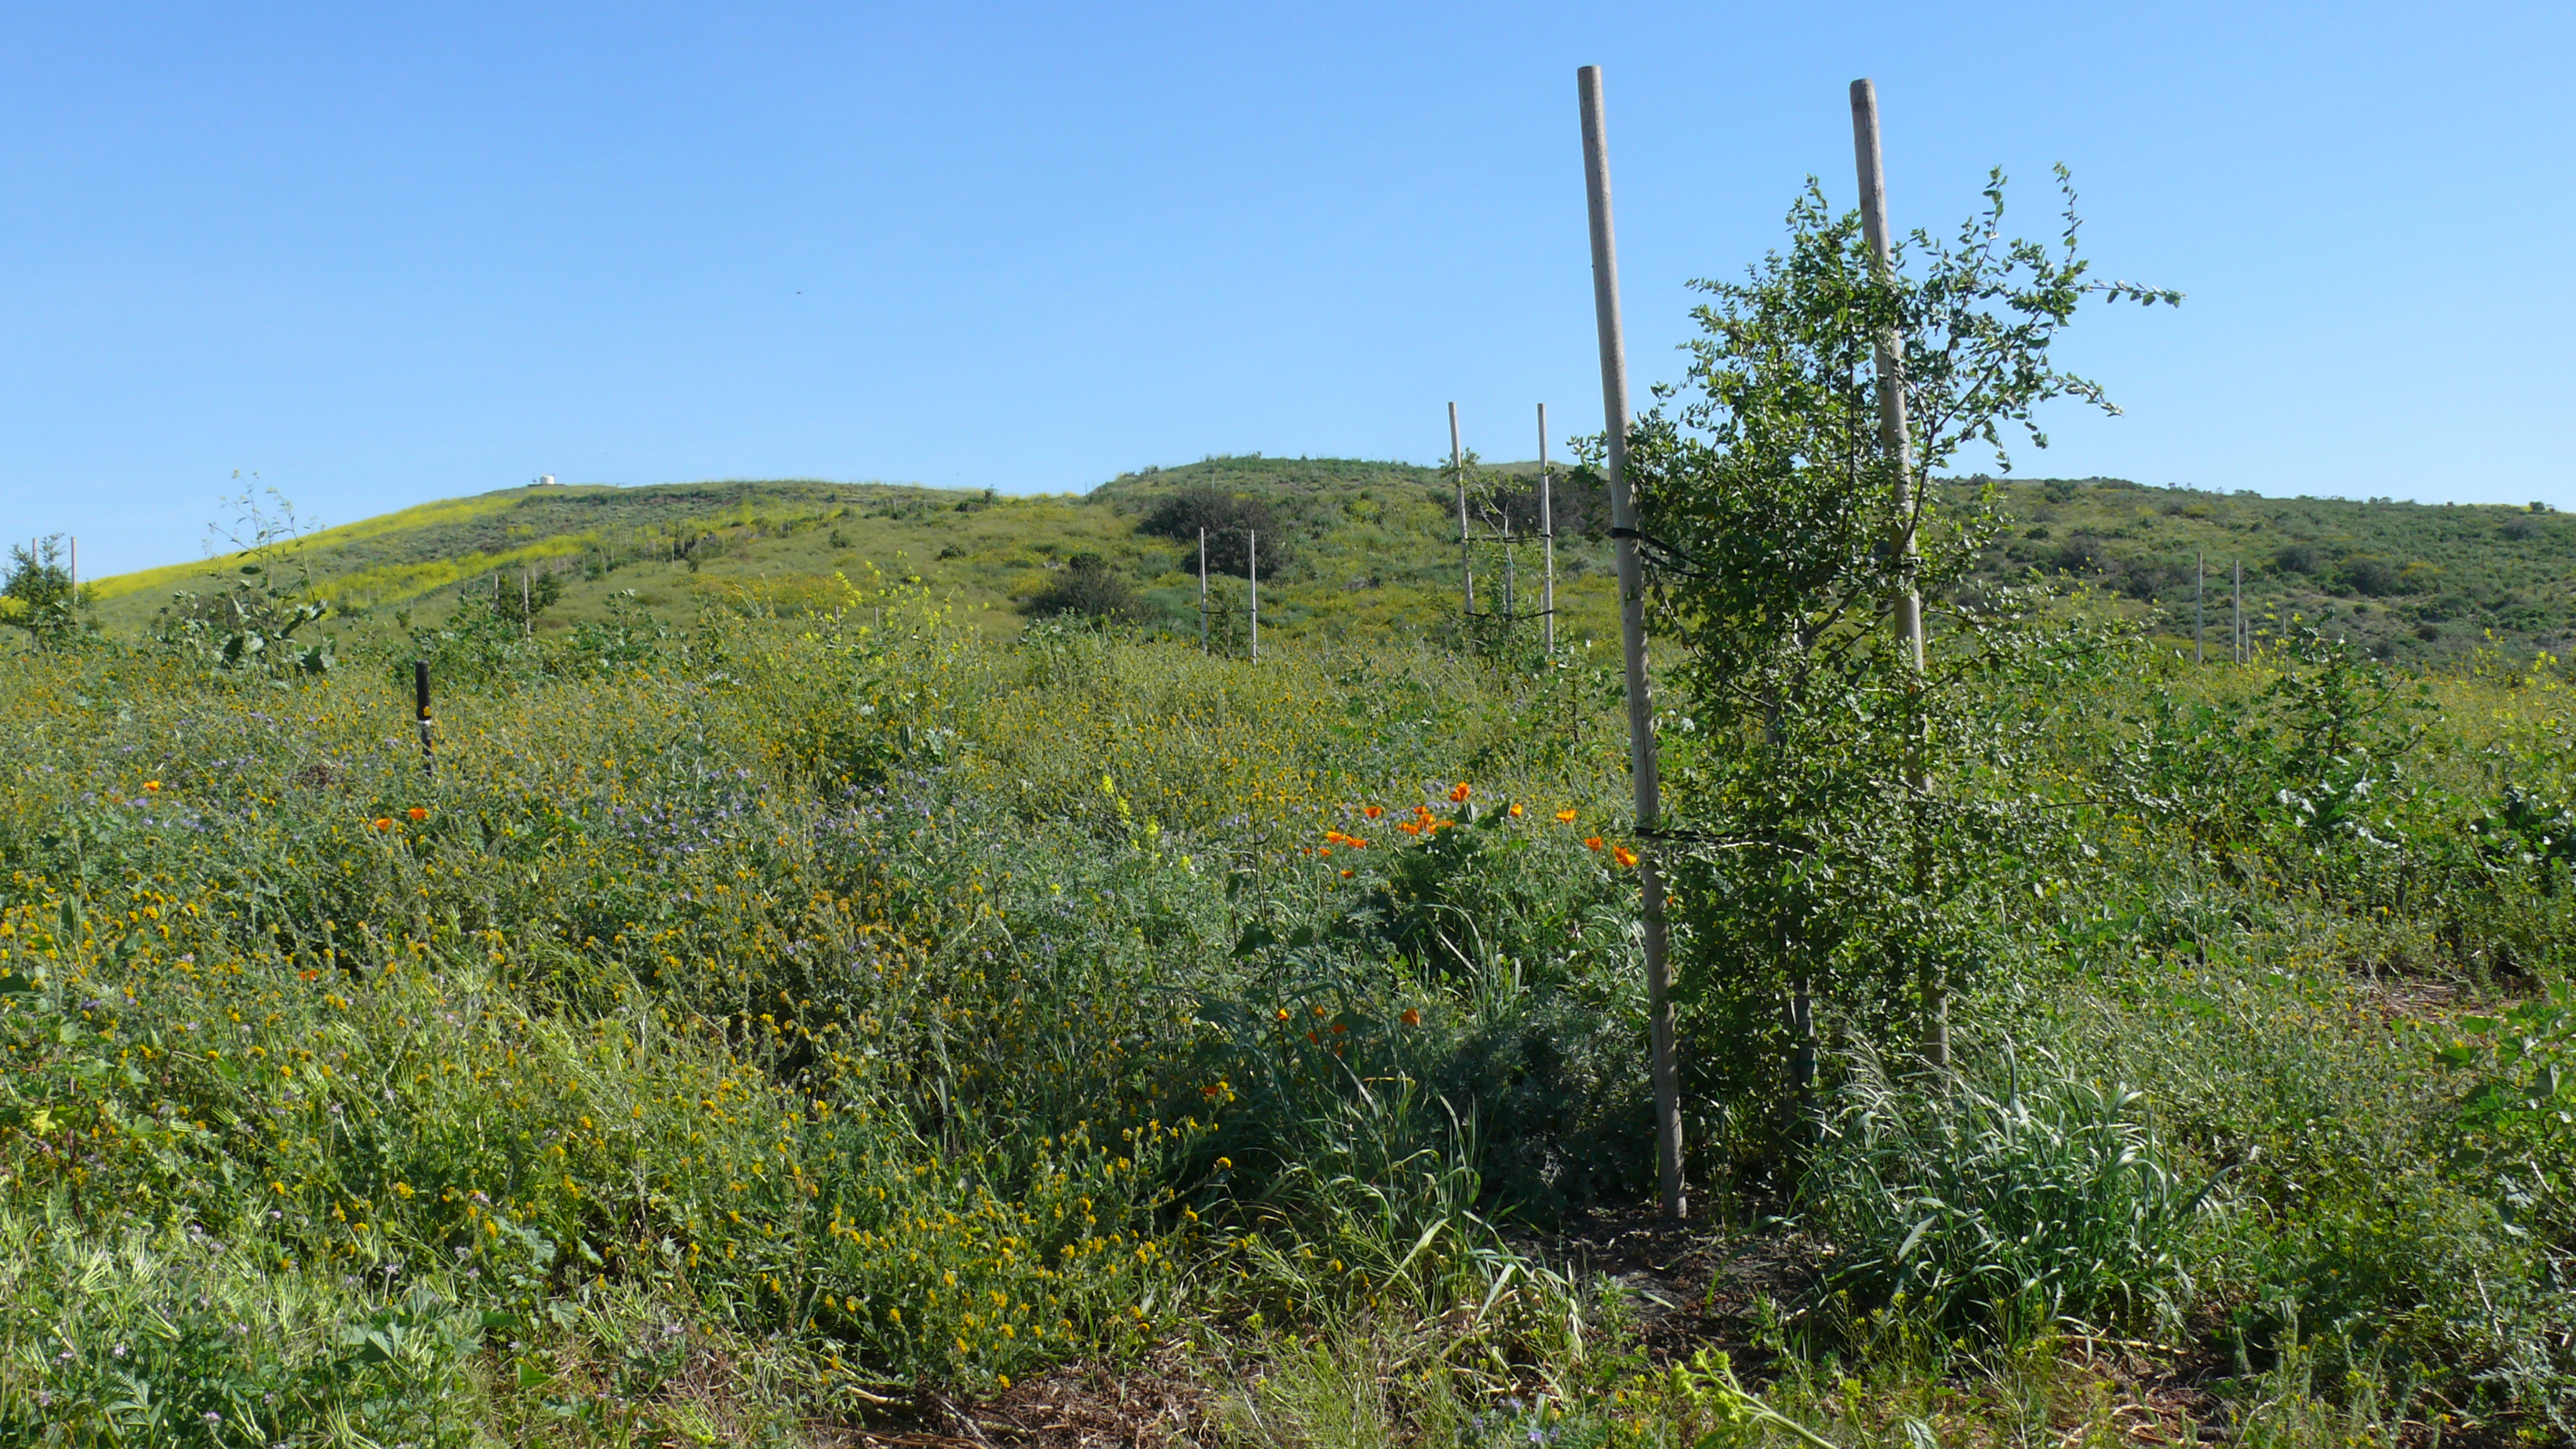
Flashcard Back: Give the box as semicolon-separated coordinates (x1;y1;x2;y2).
414;661;435;779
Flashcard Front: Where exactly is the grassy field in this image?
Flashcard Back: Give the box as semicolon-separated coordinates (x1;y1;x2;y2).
82;460;1633;657
80;461;2575;670
1;540;2572;1445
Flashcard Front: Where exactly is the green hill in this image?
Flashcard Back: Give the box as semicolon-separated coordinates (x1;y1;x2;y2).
86;459;1633;655
1959;476;2576;666
78;462;2576;666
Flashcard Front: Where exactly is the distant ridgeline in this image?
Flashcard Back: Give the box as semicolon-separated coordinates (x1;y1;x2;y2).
75;461;2574;665
1950;475;2574;665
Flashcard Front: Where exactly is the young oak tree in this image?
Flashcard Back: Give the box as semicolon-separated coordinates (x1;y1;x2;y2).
1623;170;2176;1128
1;535;84;650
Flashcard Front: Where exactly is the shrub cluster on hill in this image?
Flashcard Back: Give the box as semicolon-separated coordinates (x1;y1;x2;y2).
1136;484;1292;580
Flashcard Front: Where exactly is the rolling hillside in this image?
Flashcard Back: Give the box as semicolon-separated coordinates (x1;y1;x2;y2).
77;461;2576;666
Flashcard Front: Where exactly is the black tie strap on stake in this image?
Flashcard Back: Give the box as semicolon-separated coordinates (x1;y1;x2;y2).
1608;525;1717;580
1629;826;1765;851
414;661;435;780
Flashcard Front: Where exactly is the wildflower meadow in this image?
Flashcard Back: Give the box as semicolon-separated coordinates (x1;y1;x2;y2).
0;564;2571;1446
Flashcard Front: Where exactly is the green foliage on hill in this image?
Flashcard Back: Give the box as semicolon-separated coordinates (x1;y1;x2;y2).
73;465;2572;679
80;461;1627;660
1964;477;2576;665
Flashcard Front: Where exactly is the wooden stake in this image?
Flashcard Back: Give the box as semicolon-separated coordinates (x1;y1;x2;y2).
1539;403;1556;658
1451;402;1472;618
1579;63;1684;1220
2234;558;2244;663
1851;77;1945;1076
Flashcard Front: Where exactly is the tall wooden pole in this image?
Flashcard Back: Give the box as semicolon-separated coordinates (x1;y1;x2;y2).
2234;558;2244;663
2196;551;2205;666
1199;527;1209;653
1579;64;1684;1220
1851;77;1946;1075
1451;402;1473;619
1248;529;1259;663
1539;403;1556;658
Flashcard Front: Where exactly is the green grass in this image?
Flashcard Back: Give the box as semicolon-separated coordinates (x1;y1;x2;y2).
14;482;2576;1445
81;463;2576;676
83;461;1633;658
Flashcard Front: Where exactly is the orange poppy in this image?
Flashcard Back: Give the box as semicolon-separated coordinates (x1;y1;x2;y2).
142;781;161;792
407;806;428;822
1613;845;1639;868
1584;836;1604;851
1397;821;1424;836
1399;1008;1421;1027
1508;803;1524;818
1555;809;1578;824
1362;805;1383;819
1449;783;1471;802
1339;869;1354;879
373;817;394;832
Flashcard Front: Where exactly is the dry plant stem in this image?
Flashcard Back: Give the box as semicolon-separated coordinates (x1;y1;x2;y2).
1578;62;1684;1220
1849;76;1946;1078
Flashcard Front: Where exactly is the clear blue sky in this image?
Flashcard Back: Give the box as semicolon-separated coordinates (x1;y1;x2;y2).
3;1;2568;577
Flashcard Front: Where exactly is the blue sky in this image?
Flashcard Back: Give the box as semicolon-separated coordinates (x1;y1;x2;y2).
2;1;2568;576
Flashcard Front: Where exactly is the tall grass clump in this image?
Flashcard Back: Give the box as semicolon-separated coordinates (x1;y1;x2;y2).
1801;1044;2212;1342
